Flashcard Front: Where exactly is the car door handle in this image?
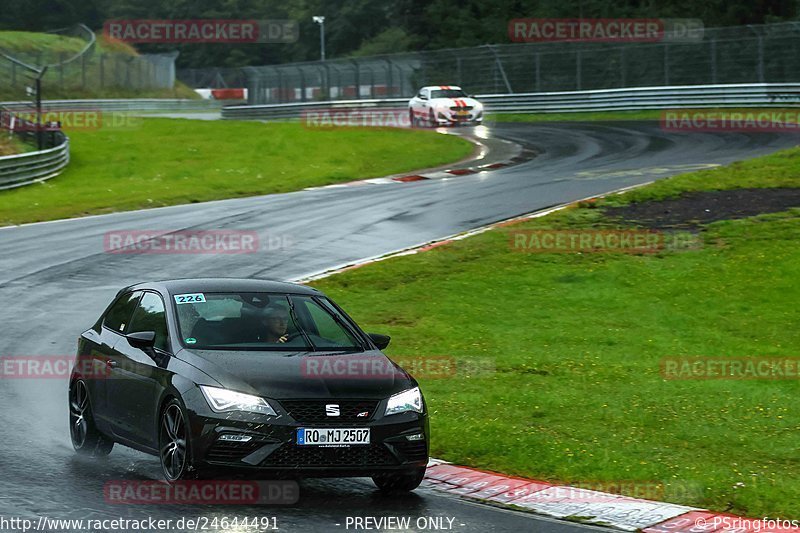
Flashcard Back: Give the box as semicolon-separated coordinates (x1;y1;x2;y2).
106;359;117;367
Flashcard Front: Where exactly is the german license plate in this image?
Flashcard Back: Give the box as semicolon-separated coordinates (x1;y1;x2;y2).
456;111;469;117
297;428;370;446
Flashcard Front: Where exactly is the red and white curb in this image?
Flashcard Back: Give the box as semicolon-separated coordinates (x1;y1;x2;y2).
423;462;699;531
303;136;534;191
422;462;800;532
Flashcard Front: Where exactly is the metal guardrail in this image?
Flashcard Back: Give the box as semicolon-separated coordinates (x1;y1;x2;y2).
0;138;70;190
0;99;225;113
221;83;800;120
0;107;70;190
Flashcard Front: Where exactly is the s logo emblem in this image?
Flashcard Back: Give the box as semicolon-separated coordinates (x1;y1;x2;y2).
325;404;340;417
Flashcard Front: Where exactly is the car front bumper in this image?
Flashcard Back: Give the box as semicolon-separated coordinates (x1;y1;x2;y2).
185;388;429;476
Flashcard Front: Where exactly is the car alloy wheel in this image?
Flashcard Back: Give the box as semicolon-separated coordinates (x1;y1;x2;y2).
159;401;189;481
69;379;114;456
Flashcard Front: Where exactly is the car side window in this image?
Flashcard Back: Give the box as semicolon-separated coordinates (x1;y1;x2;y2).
104;291;143;334
129;292;170;352
419;89;427;100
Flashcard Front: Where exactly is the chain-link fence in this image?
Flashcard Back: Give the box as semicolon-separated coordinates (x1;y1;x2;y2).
241;22;800;105
0;25;178;98
0;51;178;96
177;67;246;89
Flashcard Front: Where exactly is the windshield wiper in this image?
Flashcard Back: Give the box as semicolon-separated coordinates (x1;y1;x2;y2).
286;296;317;351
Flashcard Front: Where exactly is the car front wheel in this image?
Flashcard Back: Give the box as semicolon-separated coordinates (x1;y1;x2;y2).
372;467;426;493
159;399;197;481
69;379;114;456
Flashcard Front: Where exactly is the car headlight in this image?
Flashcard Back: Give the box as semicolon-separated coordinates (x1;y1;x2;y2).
385;387;424;416
200;385;277;416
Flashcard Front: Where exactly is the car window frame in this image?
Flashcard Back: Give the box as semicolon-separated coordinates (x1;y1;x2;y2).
169;291;368;352
313;296;371;349
128;289;172;355
102;290;144;336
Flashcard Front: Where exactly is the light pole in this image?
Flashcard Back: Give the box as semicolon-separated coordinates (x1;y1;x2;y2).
312;16;326;61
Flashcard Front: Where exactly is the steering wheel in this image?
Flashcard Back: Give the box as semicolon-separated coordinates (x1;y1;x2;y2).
280;331;303;343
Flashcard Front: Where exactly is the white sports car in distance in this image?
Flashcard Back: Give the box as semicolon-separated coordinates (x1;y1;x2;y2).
408;86;483;127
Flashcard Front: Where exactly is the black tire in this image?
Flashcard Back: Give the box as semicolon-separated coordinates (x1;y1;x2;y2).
372;467;426;493
159;399;195;482
69;379;114;456
409;109;416;128
428;109;437;128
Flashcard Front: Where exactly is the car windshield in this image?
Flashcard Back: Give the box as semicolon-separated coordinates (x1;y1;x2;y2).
174;292;364;351
430;89;468;99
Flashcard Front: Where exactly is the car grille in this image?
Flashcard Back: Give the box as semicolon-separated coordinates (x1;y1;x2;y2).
391;441;428;463
450;106;474;111
280;400;380;423
261;443;398;467
206;439;267;463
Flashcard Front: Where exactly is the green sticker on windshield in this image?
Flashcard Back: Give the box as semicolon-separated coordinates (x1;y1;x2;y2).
185;337;197;344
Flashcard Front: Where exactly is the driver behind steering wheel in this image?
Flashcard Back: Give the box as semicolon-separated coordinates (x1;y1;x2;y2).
258;303;290;343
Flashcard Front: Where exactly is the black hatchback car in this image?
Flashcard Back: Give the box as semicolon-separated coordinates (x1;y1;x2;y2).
69;278;429;491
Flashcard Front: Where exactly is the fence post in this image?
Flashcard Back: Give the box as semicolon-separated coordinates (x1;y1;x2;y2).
576;49;582;90
81;53;87;88
710;39;717;84
99;54;105;88
386;59;393;98
535;52;541;91
663;43;669;85
757;34;765;82
59;52;65;89
620;47;626;87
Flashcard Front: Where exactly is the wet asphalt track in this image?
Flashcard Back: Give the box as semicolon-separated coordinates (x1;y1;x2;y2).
0;121;798;532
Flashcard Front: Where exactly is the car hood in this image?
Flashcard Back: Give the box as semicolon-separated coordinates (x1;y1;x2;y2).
175;348;414;400
431;97;481;109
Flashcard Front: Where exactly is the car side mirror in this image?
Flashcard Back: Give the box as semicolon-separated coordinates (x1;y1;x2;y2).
368;333;391;350
127;331;156;349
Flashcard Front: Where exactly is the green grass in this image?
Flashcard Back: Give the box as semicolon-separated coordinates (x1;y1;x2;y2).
491;107;800;123
0;135;31;156
311;147;800;518
0;118;472;226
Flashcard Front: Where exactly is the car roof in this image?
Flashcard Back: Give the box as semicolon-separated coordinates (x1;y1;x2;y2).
121;278;321;296
421;85;462;91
